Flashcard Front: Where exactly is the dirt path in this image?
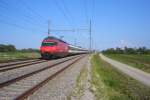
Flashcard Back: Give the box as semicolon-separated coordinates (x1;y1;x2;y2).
100;54;150;87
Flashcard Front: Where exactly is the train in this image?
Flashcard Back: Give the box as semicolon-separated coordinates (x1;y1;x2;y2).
40;36;89;59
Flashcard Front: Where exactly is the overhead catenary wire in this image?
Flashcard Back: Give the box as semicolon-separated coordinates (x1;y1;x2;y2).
83;0;89;24
0;12;45;33
18;0;46;23
0;0;46;27
53;0;74;28
16;0;47;26
0;19;45;32
0;1;38;24
0;10;44;30
60;0;75;27
92;0;95;21
81;0;94;50
91;0;95;51
82;0;95;24
0;0;46;32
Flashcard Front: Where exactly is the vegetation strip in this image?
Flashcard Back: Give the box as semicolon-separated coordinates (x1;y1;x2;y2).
91;54;150;100
105;54;150;73
0;52;40;62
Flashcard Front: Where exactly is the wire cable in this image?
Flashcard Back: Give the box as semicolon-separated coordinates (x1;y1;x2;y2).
60;0;75;27
0;19;45;32
0;0;45;31
83;0;89;24
53;0;74;27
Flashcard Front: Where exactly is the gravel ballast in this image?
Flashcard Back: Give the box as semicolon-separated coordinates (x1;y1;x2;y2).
0;56;81;100
27;55;89;100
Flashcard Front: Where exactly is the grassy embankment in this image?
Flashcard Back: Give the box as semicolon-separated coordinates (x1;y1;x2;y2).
91;54;150;100
0;52;40;62
104;54;150;73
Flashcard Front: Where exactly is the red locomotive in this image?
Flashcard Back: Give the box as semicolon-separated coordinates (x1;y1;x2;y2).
40;36;89;59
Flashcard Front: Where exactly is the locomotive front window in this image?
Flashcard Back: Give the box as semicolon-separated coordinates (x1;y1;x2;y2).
42;42;57;46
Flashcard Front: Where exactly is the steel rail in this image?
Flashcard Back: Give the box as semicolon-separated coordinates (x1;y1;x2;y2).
0;59;41;68
0;58;40;63
0;60;48;72
0;55;80;88
16;55;85;100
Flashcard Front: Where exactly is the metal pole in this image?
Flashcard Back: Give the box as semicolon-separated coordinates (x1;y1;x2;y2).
89;20;92;52
60;36;64;39
74;38;77;46
48;20;50;36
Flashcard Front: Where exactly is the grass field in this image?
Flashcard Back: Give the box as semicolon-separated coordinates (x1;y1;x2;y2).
104;54;150;73
0;52;41;62
91;54;150;100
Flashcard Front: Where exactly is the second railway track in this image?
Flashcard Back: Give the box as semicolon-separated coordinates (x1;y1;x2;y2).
0;58;42;68
0;59;48;72
0;55;86;100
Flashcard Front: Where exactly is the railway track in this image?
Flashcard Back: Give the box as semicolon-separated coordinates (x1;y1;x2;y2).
0;58;41;68
0;59;48;72
0;58;40;64
0;55;86;100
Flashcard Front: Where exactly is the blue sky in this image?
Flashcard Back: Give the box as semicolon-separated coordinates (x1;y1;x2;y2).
0;0;150;50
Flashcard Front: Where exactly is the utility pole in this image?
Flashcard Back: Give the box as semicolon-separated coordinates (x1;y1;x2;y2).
74;38;77;46
89;20;92;52
48;20;50;36
60;36;64;39
46;20;92;50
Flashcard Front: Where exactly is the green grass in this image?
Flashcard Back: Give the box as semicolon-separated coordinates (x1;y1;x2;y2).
0;52;40;62
104;54;150;73
91;54;150;100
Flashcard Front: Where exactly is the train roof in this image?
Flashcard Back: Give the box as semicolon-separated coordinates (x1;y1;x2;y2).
43;36;67;43
43;36;88;51
44;36;58;40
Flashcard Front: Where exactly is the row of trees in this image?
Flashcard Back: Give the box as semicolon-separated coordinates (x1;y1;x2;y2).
18;48;40;53
102;47;150;54
0;44;16;52
0;44;39;52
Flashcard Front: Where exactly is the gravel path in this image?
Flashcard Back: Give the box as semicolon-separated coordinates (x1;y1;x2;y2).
27;55;89;100
100;54;150;87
